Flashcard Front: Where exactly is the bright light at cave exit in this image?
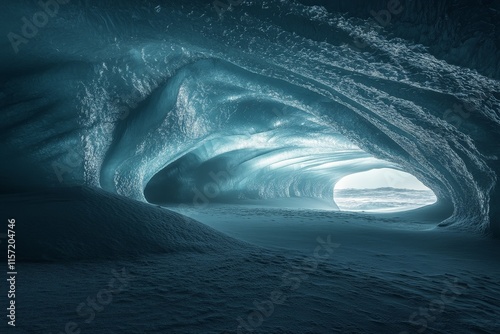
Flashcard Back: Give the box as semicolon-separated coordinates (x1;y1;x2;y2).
333;168;437;212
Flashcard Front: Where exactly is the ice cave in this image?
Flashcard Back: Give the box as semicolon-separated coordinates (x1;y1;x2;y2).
1;0;499;333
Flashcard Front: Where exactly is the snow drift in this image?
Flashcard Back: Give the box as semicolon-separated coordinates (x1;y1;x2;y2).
1;186;242;261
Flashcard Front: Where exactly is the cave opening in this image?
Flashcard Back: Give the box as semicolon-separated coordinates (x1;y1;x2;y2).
333;168;437;213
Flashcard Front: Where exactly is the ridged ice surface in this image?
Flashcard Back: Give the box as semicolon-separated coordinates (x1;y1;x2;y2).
1;0;499;233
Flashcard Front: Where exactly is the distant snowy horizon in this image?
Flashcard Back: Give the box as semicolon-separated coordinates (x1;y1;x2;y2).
334;187;437;212
334;187;436;191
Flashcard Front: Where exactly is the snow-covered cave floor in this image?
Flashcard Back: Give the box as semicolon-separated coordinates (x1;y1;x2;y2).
5;196;500;334
169;204;500;332
169;203;500;271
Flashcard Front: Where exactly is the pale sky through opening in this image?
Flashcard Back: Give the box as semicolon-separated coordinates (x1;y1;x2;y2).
335;168;430;190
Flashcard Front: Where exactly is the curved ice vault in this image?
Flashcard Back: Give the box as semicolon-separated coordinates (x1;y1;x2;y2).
1;0;500;235
143;124;397;208
334;168;438;213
